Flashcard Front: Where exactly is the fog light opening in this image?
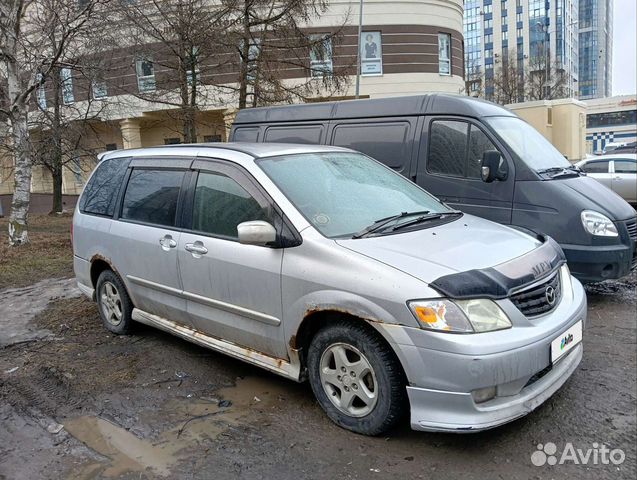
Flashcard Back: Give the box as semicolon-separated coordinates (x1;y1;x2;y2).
601;264;614;278
472;386;497;404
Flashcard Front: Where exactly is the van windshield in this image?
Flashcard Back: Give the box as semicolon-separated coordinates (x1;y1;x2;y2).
257;152;451;238
486;116;571;171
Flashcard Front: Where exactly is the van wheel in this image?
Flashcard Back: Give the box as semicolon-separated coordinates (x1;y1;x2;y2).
95;270;133;335
307;321;407;435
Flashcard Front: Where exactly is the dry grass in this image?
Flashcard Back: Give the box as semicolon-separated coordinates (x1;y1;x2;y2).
0;214;73;290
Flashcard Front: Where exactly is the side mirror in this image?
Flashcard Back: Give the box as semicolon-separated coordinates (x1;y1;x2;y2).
237;220;276;246
481;150;507;183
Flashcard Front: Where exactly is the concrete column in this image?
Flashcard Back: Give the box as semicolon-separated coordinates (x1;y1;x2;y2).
222;109;237;142
120;118;143;149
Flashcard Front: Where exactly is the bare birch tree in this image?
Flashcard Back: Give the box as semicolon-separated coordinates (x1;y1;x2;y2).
492;53;525;105
0;0;105;245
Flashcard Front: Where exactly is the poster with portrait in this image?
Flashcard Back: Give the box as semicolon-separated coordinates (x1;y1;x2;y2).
361;31;382;75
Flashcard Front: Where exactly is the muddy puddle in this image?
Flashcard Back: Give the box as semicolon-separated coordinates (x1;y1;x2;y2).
64;376;291;478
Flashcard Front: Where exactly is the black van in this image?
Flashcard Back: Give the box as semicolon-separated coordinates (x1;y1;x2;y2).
229;94;637;282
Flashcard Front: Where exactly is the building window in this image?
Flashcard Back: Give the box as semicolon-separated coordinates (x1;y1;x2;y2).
517;27;523;38
484;19;493;29
310;33;334;77
35;73;47;109
483;4;492;14
136;57;156;92
361;31;383;75
516;12;523;22
438;33;452;75
61;68;74;104
203;134;222;142
164;137;181;145
92;80;107;100
502;31;509;41
105;143;118;151
485;48;493;58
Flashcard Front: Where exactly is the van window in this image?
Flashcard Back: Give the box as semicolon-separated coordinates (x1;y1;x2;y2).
331;122;411;169
582;160;609;174
192;172;271;239
428;120;468;177
428;120;498;179
233;127;259;142
614;160;636;173
121;169;185;226
79;157;130;216
264;125;323;144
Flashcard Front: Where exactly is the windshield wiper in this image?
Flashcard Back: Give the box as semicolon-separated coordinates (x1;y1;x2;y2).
390;211;463;232
537;165;583;178
352;211;431;238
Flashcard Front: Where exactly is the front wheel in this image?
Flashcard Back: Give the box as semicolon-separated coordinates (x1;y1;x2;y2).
307;321;407;435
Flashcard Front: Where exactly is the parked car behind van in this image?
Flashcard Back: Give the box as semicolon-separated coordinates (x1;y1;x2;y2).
74;143;586;435
576;154;637;206
229;95;637;282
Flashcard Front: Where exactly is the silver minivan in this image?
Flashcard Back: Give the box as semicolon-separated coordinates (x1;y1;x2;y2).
73;143;587;435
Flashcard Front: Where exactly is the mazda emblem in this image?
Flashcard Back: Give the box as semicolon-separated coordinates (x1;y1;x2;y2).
545;285;557;306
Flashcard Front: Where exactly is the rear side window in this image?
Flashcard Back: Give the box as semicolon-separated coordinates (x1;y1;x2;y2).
232;127;259;142
79;157;130;216
121;169;185;226
192;172;271;239
264;125;323;144
331;122;412;169
428;120;498;179
582;161;609;173
614;160;636;173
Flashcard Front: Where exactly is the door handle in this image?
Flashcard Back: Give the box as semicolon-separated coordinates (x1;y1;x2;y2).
159;235;177;251
614;176;621;180
185;242;208;255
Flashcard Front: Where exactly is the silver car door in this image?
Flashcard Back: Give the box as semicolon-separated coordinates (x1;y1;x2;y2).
110;165;192;326
177;161;287;359
582;159;612;189
611;159;637;204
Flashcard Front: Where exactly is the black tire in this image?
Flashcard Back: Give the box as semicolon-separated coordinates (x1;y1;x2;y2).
95;269;134;335
307;321;407;435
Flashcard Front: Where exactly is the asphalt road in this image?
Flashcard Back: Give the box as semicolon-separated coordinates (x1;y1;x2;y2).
0;273;635;480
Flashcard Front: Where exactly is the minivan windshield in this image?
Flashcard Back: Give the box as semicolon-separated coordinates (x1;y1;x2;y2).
258;152;451;238
487;116;571;171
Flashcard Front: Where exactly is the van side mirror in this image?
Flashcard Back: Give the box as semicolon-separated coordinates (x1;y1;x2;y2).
237;220;277;246
481;151;507;183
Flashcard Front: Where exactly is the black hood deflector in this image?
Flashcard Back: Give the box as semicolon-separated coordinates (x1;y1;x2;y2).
430;235;566;299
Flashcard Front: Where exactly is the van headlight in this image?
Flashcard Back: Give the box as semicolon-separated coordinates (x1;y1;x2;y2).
581;210;618;237
408;299;511;333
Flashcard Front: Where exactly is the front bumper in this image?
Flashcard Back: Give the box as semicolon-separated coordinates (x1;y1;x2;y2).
407;343;582;432
374;274;587;433
562;242;635;282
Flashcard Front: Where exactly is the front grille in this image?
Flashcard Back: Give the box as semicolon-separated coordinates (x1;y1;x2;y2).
626;218;637;242
510;271;561;317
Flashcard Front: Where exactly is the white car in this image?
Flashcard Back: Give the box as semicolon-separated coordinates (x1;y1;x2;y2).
576;154;637;206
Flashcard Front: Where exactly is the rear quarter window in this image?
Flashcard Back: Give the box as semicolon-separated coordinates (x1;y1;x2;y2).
331;122;412;170
79;157;131;216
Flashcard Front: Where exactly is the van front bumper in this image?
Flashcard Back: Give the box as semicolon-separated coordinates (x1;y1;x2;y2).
562;242;635;282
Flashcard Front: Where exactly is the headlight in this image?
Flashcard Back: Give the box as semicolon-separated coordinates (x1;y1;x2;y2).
408;299;511;333
581;210;618;237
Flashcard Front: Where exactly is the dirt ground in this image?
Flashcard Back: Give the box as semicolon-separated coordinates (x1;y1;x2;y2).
0;265;635;478
0;215;73;290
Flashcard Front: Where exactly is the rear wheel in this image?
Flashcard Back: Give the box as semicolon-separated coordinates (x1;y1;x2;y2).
307;321;407;435
96;270;133;335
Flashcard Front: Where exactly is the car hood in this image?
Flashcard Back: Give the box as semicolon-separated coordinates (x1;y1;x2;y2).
336;214;542;284
559;176;635;220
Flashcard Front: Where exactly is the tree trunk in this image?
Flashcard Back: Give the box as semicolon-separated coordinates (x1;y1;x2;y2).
50;66;64;214
238;0;251;110
5;51;32;245
50;163;64;214
8;105;32;246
